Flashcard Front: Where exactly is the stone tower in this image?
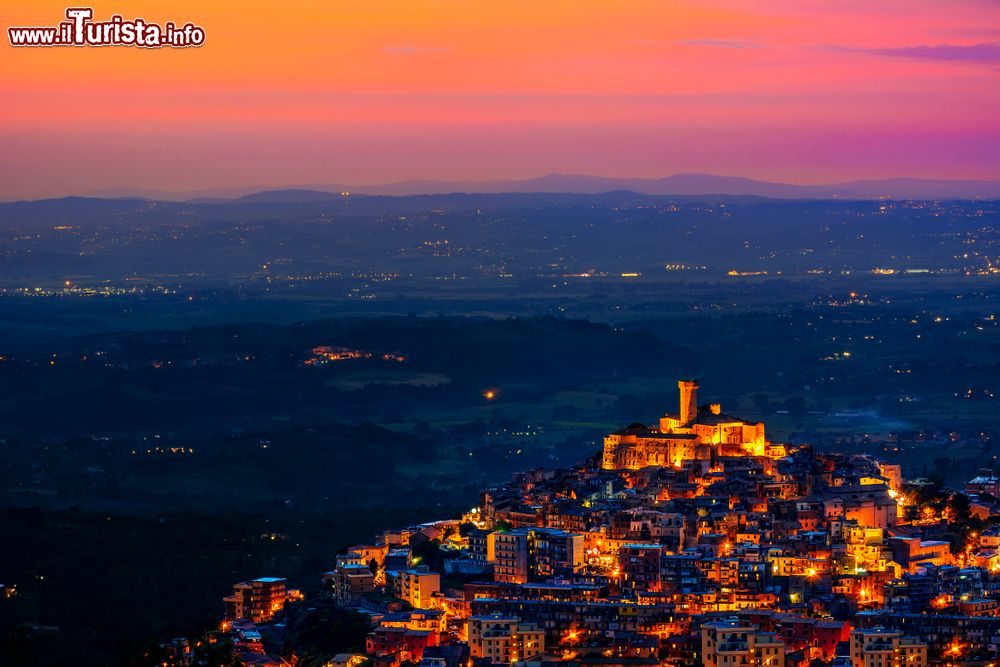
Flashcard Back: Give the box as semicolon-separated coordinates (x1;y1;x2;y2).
678;379;698;425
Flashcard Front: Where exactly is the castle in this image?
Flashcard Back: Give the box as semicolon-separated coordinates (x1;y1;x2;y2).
601;380;784;470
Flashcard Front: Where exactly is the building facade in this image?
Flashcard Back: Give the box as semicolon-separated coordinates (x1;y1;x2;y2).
224;577;288;624
492;528;584;584
849;628;928;667
701;618;786;667
602;380;779;470
467;614;545;664
388;567;441;610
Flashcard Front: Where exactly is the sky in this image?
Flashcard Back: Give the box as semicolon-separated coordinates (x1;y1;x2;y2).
2;0;1000;199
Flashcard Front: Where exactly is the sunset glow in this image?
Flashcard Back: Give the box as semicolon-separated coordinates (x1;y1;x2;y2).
3;0;1000;199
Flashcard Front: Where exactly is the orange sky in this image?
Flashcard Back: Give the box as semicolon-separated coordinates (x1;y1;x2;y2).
2;0;1000;198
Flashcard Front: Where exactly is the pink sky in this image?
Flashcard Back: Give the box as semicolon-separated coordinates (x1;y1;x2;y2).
2;0;999;199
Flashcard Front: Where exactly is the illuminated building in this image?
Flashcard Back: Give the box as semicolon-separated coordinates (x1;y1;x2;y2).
469;598;687;639
338;543;390;568
366;626;439;662
887;538;951;572
387;567;441;610
965;473;1000;497
419;644;471;667
619;544;666;593
602;380;779;471
735;610;850;659
379;609;447;633
467;615;545;664
327;654;369;667
857;610;1000;657
848;628;927;667
824;484;898;530
467;528;496;567
610;509;686;550
492;528;584;584
876;463;902;492
330;564;376;606
701;618;786;667
224;577;288;624
318;382;997;665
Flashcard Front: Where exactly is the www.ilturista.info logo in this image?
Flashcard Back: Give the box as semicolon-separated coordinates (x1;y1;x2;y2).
8;7;205;48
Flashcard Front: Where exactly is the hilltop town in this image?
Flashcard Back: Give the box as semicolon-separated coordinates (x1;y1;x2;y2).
202;381;999;666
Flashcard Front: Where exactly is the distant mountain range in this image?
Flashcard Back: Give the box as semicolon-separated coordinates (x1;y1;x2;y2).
78;173;1000;202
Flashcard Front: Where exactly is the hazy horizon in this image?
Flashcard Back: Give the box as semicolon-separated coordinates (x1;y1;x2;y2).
4;171;1000;204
